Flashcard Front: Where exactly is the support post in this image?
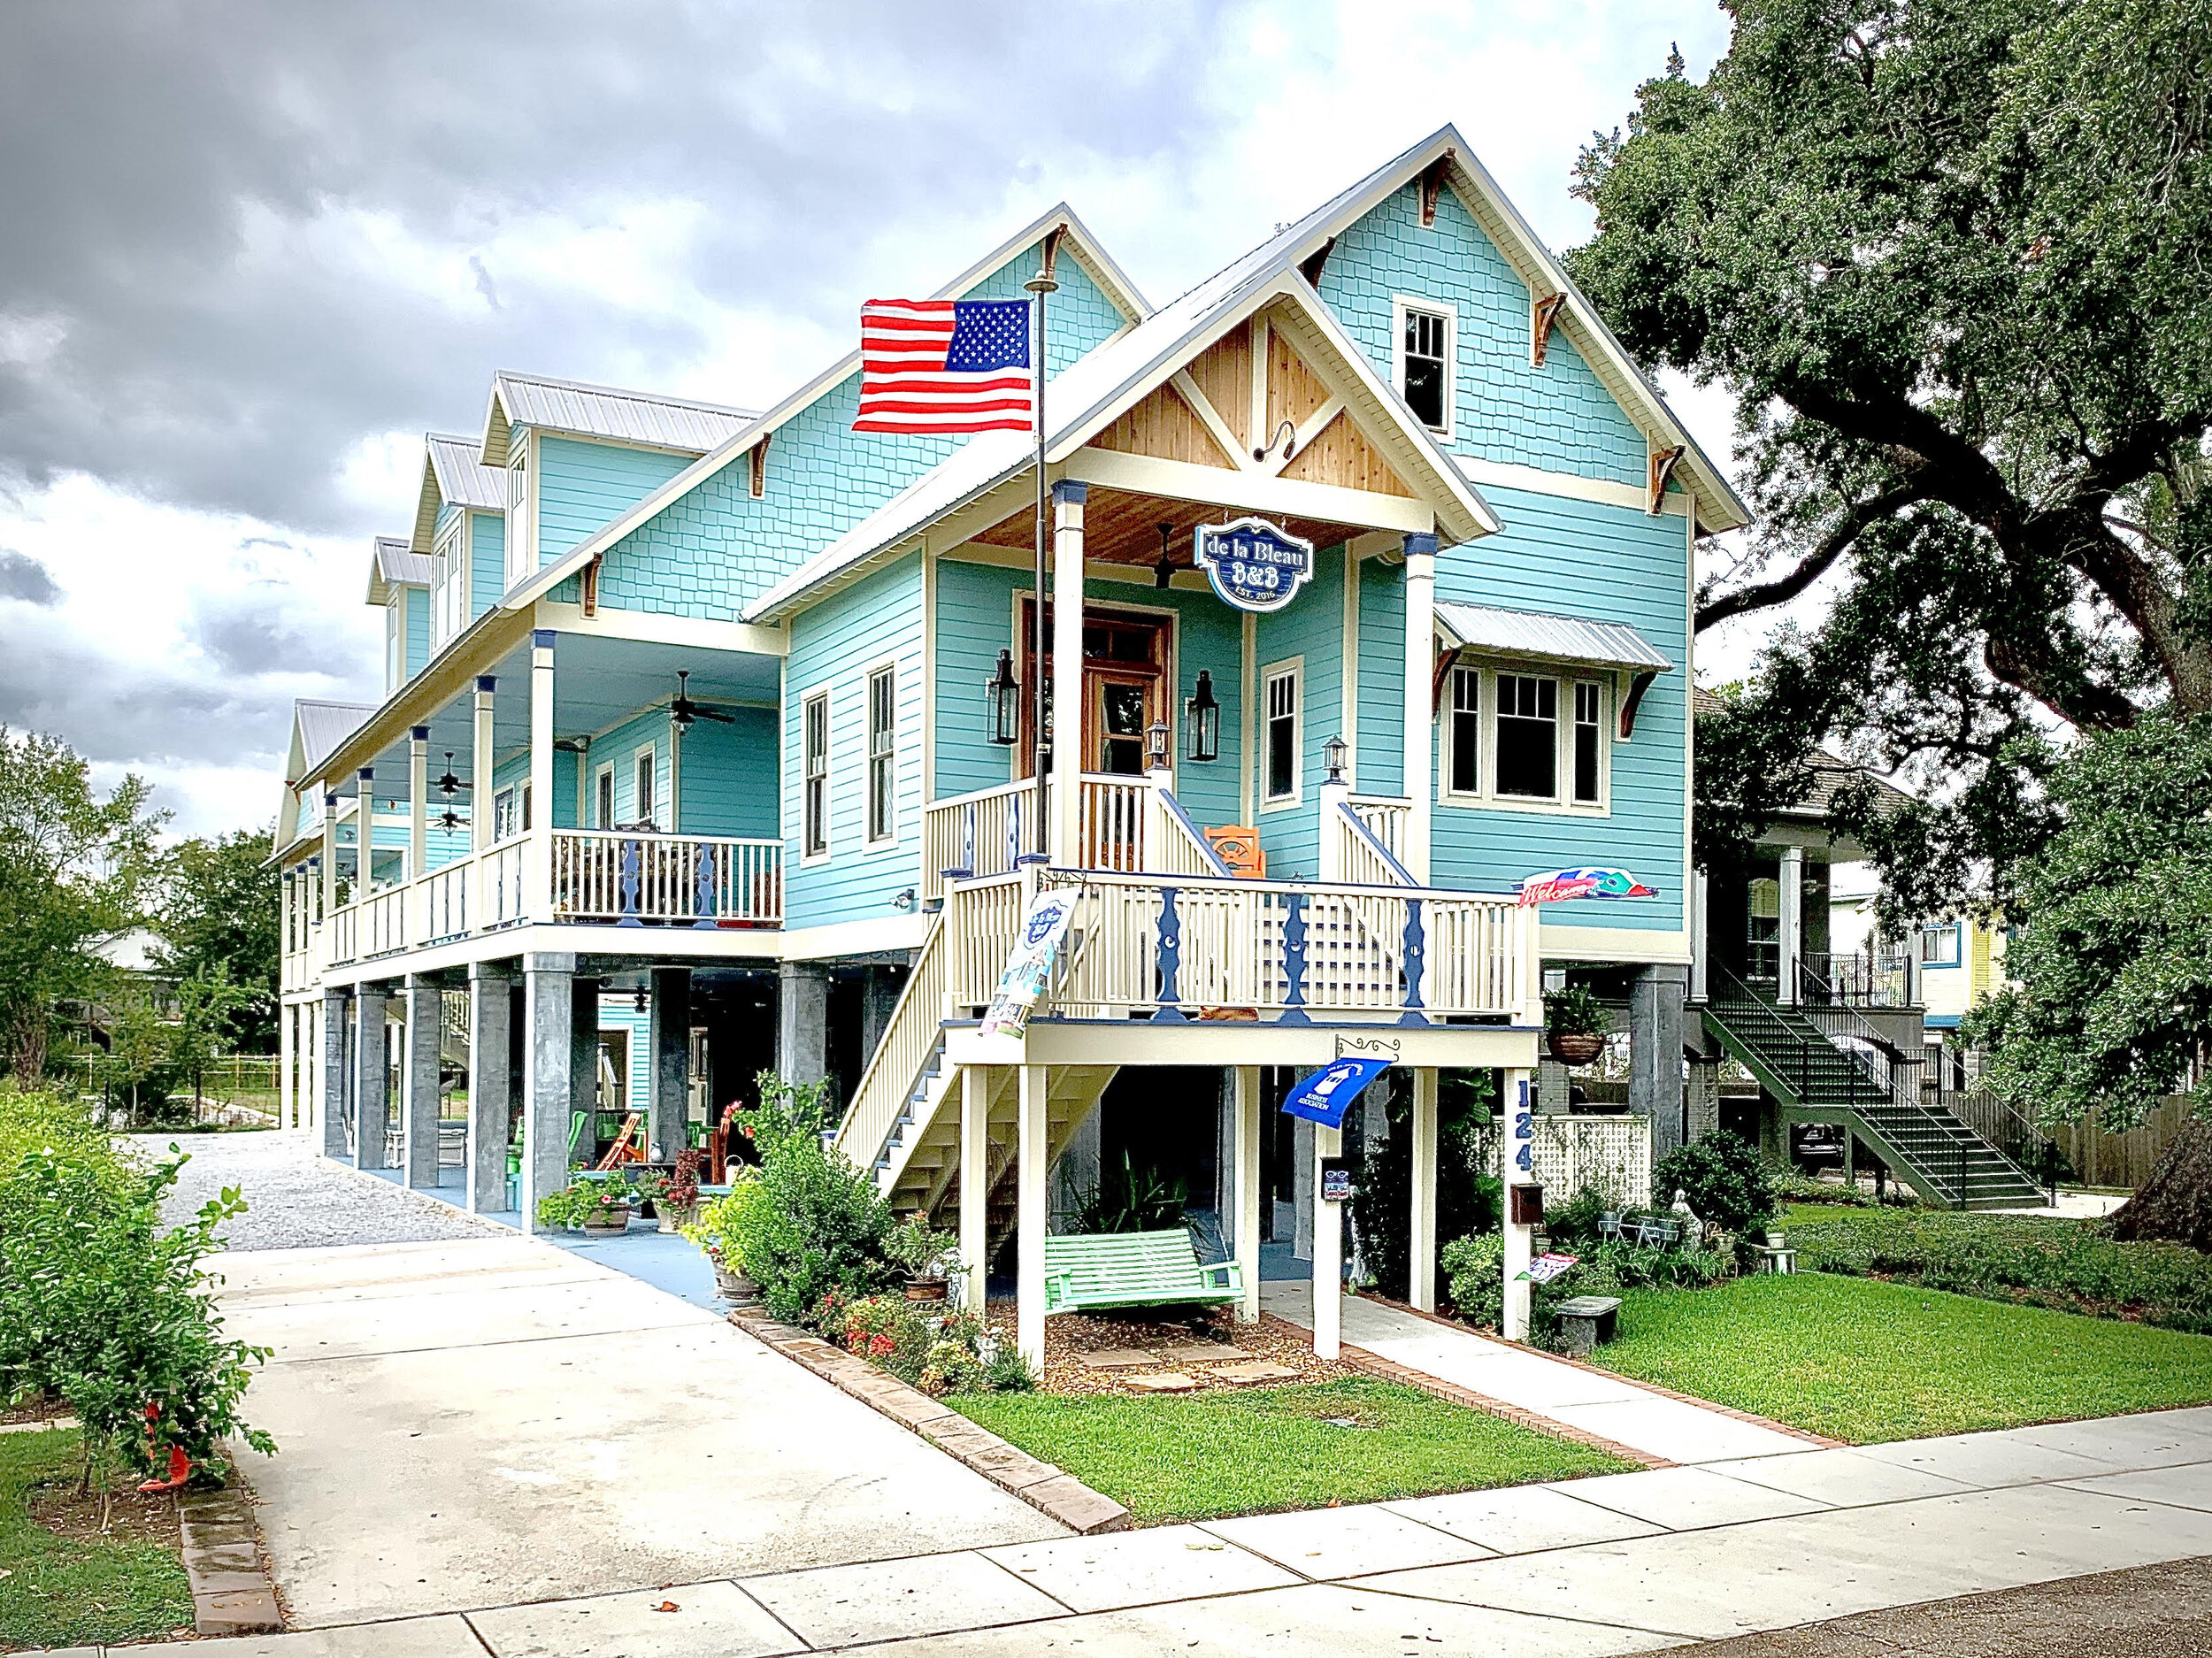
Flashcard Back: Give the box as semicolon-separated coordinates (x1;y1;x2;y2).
1048;480;1087;866
1632;964;1689;1166
472;677;496;853
408;725;429;892
776;960;829;1086
571;976;602;1155
401;974;442;1188
466;962;514;1212
1312;1121;1343;1360
649;966;690;1160
1400;533;1437;882
521;953;576;1230
1316;771;1349;883
353;985;390;1171
1778;844;1804;1004
1502;1067;1534;1341
1017;1063;1048;1372
959;1065;988;1314
279;993;296;1130
1409;1065;1439;1312
1234;1065;1261;1324
1690;867;1709;1003
320;988;349;1158
529;631;556;921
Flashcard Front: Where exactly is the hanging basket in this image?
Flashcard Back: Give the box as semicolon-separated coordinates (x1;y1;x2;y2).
1547;1032;1607;1066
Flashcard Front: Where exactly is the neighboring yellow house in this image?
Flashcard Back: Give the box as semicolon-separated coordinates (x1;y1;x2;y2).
1915;914;2010;1036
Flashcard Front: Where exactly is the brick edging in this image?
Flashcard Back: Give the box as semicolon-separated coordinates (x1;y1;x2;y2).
179;1478;284;1637
1357;1292;1847;1451
727;1309;1132;1534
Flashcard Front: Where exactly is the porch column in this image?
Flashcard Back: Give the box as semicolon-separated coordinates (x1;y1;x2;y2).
1778;844;1804;1004
959;1065;988;1313
278;994;296;1130
1409;1066;1439;1312
529;631;556;920
777;960;829;1087
649;966;690;1160
401;974;442;1188
1632;964;1688;1166
1048;480;1087;866
1400;532;1437;882
1016;1063;1048;1372
1502;1068;1534;1341
1233;1066;1261;1324
320;792;338;914
1311;1121;1343;1360
320;988;349;1158
353;984;390;1171
472;677;496;853
1689;868;1709;1003
521;952;576;1230
466;962;514;1212
408;725;429;887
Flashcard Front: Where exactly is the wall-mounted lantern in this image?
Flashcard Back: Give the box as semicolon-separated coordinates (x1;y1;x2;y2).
1185;671;1220;763
1146;720;1171;770
986;649;1021;746
1324;733;1349;784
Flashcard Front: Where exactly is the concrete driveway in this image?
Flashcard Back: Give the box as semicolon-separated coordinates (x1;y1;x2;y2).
215;1233;1064;1629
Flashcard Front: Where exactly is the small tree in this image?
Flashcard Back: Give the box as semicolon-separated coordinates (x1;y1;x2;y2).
151;826;280;1055
103;979;175;1125
733;1071;900;1324
169;962;256;1111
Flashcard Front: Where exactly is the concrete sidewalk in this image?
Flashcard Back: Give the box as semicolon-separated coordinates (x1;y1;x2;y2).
1263;1281;1817;1465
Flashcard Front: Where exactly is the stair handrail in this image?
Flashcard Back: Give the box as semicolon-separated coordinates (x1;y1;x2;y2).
1793;959;1919;1109
836;907;949;1170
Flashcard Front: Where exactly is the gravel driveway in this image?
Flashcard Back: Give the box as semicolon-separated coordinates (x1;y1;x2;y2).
136;1129;503;1251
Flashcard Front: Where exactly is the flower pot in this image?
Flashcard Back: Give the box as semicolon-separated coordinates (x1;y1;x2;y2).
657;1204;697;1235
1547;1031;1606;1066
715;1265;760;1303
581;1205;634;1237
903;1276;949;1303
1764;1232;1786;1248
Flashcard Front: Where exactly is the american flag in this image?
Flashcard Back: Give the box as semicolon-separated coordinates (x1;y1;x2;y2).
854;298;1034;434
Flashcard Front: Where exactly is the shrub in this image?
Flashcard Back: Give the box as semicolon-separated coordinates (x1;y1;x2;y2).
1543;1186;1615;1247
883;1216;959;1279
534;1178;632;1232
1764;1157;1873;1207
684;1178;771;1277
918;1340;987;1396
1440;1232;1504;1327
981;1339;1038;1393
1652;1131;1777;1234
735;1071;900;1325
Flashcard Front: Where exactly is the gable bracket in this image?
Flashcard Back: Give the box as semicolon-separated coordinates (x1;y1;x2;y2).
1619;669;1659;739
1431;644;1463;718
1297;236;1336;289
1647;445;1687;515
1531;291;1568;367
580;557;602;618
749;432;770;500
1418;152;1455;228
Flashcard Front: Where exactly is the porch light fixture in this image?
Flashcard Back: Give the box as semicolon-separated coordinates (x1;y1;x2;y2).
634;987;649;1014
1185;671;1220;763
1146;720;1171;769
1324;733;1349;783
985;649;1021;746
1154;521;1176;589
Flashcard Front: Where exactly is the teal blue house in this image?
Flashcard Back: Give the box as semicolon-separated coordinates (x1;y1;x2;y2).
272;128;1748;1358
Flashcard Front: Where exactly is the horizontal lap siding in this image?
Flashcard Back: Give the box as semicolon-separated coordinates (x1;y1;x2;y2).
930;558;1246;833
589;710;674;826
597;243;1130;621
403;587;431;680
1254;547;1345;882
785;557;925;929
469;510;505;617
1430;486;1687;932
1317;183;1647;487
536;436;693;566
490;748;579;829
1356;557;1406;797
679;709;779;840
596;1002;651;1112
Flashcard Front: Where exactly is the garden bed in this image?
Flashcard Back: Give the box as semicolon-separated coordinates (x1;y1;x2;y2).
1585;1272;2212;1443
0;1427;195;1650
983;1305;1359;1396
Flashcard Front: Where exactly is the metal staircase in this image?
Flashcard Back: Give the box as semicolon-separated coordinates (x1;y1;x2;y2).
1701;966;2042;1209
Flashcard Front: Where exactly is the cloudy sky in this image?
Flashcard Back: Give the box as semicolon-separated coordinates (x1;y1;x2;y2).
0;0;1747;837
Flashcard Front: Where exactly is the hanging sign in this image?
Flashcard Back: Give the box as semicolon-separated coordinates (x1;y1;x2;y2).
1280;1055;1393;1130
979;888;1079;1037
1194;516;1315;614
1517;866;1658;907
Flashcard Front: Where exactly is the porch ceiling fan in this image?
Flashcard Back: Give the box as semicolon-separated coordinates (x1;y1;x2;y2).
669;668;735;730
434;752;470;796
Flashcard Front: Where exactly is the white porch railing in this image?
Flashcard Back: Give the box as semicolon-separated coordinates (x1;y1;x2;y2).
550;829;782;926
479;838;529;929
421;859;470;942
921;774;1230;900
359;885;409;957
1331;798;1417;888
922;779;1036;901
1348;794;1411;861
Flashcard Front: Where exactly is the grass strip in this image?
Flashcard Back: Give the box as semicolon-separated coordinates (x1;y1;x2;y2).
950;1377;1632;1524
0;1427;195;1650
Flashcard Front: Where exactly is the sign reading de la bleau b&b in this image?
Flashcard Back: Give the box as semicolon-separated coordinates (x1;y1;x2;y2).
1194;516;1315;614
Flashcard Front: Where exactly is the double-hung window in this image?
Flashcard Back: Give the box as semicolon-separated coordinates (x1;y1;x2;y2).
433;517;465;646
1572;680;1603;804
1263;662;1301;806
634;748;656;830
595;765;614;831
866;665;897;845
1448;666;1481;794
385;598;404;693
1394;299;1454;435
504;439;530;587
1494;674;1558;799
803;690;830;857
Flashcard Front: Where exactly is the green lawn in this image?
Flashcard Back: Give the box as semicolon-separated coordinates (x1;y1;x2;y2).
1589;1272;2212;1443
949;1378;1632;1524
0;1427;195;1650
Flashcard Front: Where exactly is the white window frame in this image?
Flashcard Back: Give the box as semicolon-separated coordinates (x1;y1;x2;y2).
801;687;831;862
385;596;404;693
1571;678;1605;806
594;763;615;831
504;433;532;588
1392;295;1457;441
1444;664;1482;799
1492;672;1561;802
1434;662;1611;817
632;745;657;830
492;787;518;843
864;661;898;849
1261;658;1302;810
432;515;466;647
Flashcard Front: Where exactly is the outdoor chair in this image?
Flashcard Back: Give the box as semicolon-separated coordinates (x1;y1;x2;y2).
1041;1228;1243;1315
1203;825;1265;879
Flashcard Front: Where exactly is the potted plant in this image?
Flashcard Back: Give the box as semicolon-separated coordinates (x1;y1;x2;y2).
533;1179;634;1235
685;1180;767;1302
1543;985;1609;1066
650;1149;706;1234
885;1217;959;1302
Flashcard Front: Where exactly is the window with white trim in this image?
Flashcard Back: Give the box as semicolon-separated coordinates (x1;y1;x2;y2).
1448;666;1480;795
803;690;830;857
1494;674;1558;799
595;764;614;830
504;438;530;587
1263;661;1301;805
1572;680;1603;804
866;664;897;845
385;598;403;693
633;748;657;829
432;516;465;646
1394;299;1455;435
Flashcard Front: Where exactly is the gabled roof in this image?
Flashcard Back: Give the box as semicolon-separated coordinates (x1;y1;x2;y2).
288;698;376;786
411;433;506;554
366;536;433;604
1161;125;1748;535
502;203;1148;612
745;268;1502;622
480;372;761;467
1435;602;1673;672
1692;687;1913;822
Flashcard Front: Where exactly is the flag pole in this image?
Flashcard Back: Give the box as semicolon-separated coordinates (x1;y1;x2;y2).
1023;230;1063;863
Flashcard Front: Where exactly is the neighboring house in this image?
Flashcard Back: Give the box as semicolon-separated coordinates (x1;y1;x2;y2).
272;127;1759;1361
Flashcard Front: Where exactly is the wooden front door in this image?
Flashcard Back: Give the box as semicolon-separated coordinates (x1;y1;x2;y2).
1018;603;1171;777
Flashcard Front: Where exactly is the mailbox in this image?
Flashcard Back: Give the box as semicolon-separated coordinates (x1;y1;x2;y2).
1509;1183;1546;1226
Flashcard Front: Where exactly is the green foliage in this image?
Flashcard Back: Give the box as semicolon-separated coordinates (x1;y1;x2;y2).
1764;1157;1875;1208
1440;1232;1504;1328
0;1427;195;1650
1540;986;1609;1037
882;1215;959;1278
1964;716;2212;1129
1569;0;2212;922
815;1292;1025;1395
1542;1186;1615;1247
150;825;280;1055
1653;1131;1778;1235
0;1093;273;1480
981;1339;1038;1393
733;1071;899;1324
534;1178;633;1232
1789;1206;2212;1332
683;1178;770;1275
1070;1149;1187;1234
1352;1069;1500;1301
0;729;164;1081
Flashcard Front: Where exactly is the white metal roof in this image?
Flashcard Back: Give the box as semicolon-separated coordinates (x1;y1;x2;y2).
367;535;434;604
1434;601;1674;672
426;432;506;510
488;372;760;457
291;699;377;783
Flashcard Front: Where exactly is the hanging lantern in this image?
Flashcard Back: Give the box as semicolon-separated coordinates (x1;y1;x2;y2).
1185;671;1220;763
985;649;1021;746
1146;720;1171;769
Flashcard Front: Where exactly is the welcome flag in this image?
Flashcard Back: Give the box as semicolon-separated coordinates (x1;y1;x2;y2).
854;298;1034;434
1279;1057;1394;1130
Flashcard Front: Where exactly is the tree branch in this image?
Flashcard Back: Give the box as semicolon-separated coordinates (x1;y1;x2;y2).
1696;483;1923;633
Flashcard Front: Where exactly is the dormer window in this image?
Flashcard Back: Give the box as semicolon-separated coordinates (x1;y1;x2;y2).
432;515;465;647
385;597;404;694
504;437;531;587
1393;297;1455;438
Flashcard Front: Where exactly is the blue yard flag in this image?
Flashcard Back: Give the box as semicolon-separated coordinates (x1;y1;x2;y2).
1280;1057;1394;1130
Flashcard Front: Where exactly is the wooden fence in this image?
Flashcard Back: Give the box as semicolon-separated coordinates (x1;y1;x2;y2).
2053;1095;2202;1190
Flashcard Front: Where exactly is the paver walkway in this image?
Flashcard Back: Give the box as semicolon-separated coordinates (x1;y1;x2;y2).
1262;1281;1816;1464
